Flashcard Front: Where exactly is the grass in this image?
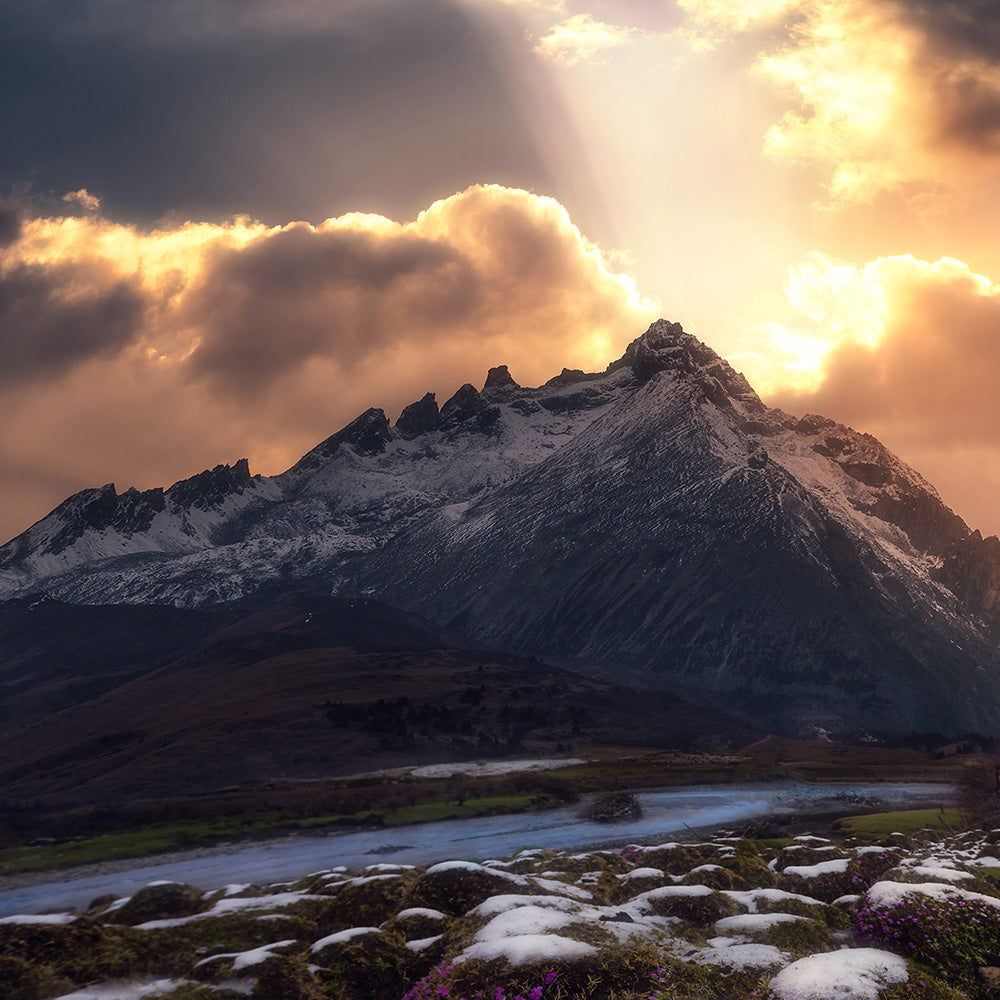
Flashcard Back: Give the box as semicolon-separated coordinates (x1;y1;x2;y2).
831;807;963;839
0;794;553;875
0;741;965;876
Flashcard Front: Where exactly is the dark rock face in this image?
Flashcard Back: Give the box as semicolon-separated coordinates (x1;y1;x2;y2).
46;483;167;553
937;531;1000;618
294;408;392;469
483;364;519;390
439;384;500;432
166;459;252;510
544;367;600;387
395;393;440;438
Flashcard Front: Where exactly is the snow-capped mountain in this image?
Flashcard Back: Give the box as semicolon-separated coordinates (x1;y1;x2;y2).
4;320;1000;734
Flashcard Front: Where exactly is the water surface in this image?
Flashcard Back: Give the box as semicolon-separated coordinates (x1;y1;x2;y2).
0;781;952;917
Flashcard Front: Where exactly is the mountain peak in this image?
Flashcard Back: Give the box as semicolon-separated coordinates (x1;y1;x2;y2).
395;392;440;438
483;364;519;391
609;319;764;414
293;407;392;471
165;459;253;510
439;383;500;432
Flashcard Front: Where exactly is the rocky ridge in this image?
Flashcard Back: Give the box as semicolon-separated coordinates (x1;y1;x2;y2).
3;320;1000;734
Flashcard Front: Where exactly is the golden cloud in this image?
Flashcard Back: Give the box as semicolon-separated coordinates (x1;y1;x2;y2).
680;0;1000;204
534;13;641;67
761;251;1000;533
0;185;657;543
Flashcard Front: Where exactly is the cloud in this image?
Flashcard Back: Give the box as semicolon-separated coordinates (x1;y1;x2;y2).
534;13;641;67
0;186;657;543
0;203;22;247
678;0;1000;204
0;260;145;385
62;189;101;212
0;0;564;227
760;252;1000;533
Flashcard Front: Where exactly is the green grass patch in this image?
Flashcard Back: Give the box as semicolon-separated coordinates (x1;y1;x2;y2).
832;808;962;840
381;793;544;826
0;794;555;874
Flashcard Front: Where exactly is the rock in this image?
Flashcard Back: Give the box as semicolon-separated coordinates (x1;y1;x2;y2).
164;460;252;511
109;882;206;925
980;966;1000;998
584;792;642;822
293;408;392;469
483;365;519;390
395;393;440;438
405;863;525;916
439;384;500;433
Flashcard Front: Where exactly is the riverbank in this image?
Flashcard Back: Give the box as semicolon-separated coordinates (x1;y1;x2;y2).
0;741;973;880
2;801;998;1000
0;779;956;919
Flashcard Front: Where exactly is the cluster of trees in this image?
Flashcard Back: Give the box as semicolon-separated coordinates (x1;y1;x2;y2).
323;686;591;751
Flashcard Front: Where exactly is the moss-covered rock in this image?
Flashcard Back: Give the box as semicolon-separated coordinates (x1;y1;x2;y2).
757;916;834;958
383;906;448;942
405;862;529;917
251;953;327;1000
441;941;663;1000
313;871;418;932
609;869;670;904
638;886;741;925
681;865;745;892
779;847;904;903
639;844;727;875
311;927;409;1000
0;954;73;1000
109;882;208;925
721;851;778;890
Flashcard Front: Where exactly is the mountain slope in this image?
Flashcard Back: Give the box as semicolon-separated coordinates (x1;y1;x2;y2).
3;320;1000;735
0;593;756;806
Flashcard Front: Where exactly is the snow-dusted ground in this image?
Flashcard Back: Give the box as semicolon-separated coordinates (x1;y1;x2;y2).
0;781;950;918
4;805;997;1000
408;757;589;779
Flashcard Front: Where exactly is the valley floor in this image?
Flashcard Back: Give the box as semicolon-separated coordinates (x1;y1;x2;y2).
3;805;1000;1000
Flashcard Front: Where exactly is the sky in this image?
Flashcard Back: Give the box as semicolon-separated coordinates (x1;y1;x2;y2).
3;0;1000;542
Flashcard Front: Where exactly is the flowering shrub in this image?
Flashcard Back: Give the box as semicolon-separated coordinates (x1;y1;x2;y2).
646;962;769;999
619;846;643;867
852;892;1000;986
401;959;558;1000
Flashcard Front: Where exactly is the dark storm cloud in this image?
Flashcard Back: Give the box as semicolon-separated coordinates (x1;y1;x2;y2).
0;263;144;384
0;0;560;226
893;0;1000;63
186;223;480;393
0;202;21;246
892;0;1000;152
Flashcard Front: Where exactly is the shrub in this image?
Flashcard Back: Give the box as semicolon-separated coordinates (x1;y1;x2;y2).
852;889;1000;988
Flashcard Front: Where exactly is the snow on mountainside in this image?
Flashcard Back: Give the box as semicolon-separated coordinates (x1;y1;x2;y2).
0;359;630;605
4;320;1000;734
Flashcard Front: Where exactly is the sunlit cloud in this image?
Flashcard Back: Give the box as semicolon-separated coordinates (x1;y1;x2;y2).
757;252;1000;533
0;186;658;543
535;14;641;67
61;189;101;213
679;0;1000;204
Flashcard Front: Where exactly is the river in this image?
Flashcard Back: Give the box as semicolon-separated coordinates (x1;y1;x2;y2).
0;781;953;918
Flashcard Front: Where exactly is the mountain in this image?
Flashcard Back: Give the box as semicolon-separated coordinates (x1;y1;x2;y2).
0;592;756;807
3;319;1000;736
